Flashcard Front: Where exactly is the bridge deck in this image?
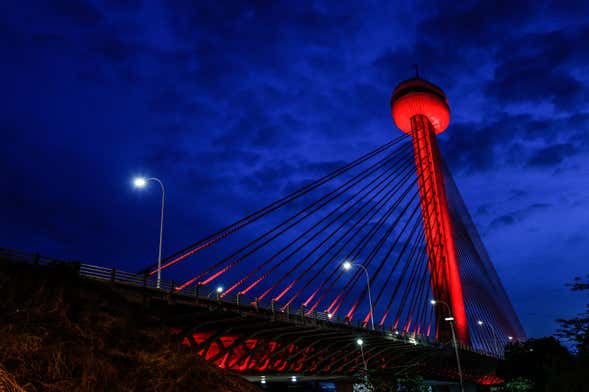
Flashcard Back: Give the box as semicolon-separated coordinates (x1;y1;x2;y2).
0;248;502;385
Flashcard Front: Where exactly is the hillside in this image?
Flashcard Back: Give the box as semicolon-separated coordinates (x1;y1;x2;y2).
0;258;261;392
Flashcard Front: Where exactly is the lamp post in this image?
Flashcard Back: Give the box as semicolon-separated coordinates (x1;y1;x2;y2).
133;177;165;289
343;261;374;330
431;299;464;392
356;338;369;385
477;320;501;358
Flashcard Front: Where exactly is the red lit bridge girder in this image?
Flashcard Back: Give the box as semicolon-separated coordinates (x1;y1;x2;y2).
165;295;500;383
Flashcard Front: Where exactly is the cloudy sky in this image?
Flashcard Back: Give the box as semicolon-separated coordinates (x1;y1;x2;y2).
1;0;588;338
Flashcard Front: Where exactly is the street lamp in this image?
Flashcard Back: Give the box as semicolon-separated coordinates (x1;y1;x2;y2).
356;338;369;385
477;320;501;357
208;286;224;298
342;261;374;330
431;299;464;392
133;176;165;289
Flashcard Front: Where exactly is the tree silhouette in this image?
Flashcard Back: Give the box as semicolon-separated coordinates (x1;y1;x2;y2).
555;275;589;356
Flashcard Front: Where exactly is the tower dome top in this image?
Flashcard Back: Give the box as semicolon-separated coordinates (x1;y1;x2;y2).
390;77;451;134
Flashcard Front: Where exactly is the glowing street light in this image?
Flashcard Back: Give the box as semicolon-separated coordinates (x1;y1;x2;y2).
477;320;501;357
342;261;374;330
431;299;464;392
133;176;165;288
133;177;147;187
208;286;224;298
356;338;364;346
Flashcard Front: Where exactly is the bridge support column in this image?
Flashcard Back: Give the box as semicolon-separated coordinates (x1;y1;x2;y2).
409;114;469;345
391;76;471;346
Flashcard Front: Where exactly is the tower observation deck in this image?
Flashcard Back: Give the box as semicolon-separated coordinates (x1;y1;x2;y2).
391;77;469;345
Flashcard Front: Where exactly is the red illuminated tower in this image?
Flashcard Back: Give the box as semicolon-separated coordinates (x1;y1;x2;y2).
390;77;470;345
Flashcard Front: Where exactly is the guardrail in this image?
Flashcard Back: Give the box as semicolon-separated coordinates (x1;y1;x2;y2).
0;247;502;358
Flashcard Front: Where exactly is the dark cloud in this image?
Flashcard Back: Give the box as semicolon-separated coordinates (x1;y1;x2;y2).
488;203;552;230
104;0;144;12
50;0;104;27
527;143;578;167
1;0;589;340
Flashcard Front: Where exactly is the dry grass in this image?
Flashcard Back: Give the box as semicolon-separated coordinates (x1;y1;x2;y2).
0;365;27;392
0;261;261;392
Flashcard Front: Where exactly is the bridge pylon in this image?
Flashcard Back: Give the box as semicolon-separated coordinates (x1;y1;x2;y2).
391;76;470;345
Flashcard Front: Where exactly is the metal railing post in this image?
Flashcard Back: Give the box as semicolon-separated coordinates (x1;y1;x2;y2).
300;304;305;324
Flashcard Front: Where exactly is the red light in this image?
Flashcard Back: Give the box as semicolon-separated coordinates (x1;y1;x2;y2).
392;93;450;134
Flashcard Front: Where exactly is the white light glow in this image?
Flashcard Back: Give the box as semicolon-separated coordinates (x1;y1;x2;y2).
291;376;297;382
342;261;352;270
356;338;364;346
444;317;454;321
430;299;436;305
216;286;224;293
477;320;484;326
133;177;147;188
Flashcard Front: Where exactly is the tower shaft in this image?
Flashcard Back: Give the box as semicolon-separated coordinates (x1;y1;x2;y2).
410;114;469;345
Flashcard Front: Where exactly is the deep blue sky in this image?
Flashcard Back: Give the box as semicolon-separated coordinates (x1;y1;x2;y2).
1;1;588;338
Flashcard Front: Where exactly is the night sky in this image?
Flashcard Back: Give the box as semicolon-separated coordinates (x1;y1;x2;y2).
1;1;588;339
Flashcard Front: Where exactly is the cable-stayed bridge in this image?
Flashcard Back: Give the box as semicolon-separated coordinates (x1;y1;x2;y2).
132;77;525;387
1;76;525;389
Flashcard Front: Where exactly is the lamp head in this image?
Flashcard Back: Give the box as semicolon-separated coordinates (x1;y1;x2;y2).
216;286;224;293
430;299;436;305
133;177;147;188
343;261;352;271
356;338;364;346
477;320;484;326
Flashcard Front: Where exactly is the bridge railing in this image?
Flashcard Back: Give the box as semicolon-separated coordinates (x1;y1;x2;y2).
0;247;502;358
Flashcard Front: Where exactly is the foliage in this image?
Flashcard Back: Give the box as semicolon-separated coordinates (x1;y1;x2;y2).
555;275;589;356
395;376;429;392
502;377;533;392
368;375;429;392
497;275;589;391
